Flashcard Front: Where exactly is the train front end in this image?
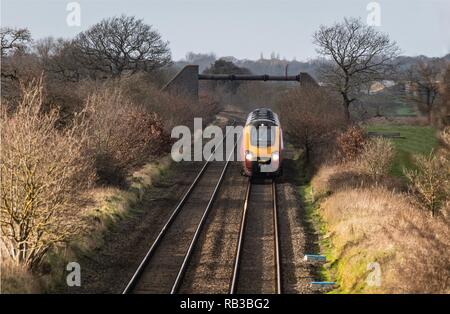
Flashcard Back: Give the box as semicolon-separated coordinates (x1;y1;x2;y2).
241;108;283;177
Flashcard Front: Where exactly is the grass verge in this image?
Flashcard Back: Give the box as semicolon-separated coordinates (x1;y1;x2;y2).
301;126;448;293
291;147;334;289
298;184;335;287
1;156;173;293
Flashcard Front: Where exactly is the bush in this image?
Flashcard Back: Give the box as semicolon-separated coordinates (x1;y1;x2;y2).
358;137;395;181
440;126;450;150
82;87;171;185
117;73;220;130
336;125;367;161
0;78;96;269
404;152;449;216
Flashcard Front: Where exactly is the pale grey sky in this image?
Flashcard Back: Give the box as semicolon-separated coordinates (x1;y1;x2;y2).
1;0;449;61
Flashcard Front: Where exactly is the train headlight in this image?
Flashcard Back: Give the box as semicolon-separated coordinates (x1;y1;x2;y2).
245;151;253;161
272;151;280;161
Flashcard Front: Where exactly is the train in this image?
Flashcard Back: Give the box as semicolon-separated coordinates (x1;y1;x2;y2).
241;108;284;177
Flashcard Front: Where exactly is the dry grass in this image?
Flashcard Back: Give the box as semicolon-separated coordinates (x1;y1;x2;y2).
309;124;450;293
310;163;344;197
73;156;172;254
0;259;41;293
319;186;449;293
311;161;404;199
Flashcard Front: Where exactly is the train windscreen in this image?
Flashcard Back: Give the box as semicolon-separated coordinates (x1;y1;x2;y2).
250;125;276;147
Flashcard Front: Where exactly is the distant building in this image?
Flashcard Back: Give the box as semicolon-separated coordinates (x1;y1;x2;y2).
369;80;396;94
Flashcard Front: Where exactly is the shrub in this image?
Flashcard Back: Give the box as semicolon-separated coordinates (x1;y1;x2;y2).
336;125;367;161
358;137;395;181
82;87;171;185
440;126;450;150
404;152;449;216
0;78;96;269
117;73;220;130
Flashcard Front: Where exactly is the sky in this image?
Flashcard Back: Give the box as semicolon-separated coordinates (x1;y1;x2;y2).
1;0;449;61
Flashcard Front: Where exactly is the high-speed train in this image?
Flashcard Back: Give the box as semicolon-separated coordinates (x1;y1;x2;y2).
241;108;284;177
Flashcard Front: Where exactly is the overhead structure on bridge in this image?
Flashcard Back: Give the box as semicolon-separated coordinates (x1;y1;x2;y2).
163;65;318;100
198;74;303;81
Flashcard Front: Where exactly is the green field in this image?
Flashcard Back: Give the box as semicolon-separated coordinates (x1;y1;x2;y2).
382;100;416;117
393;103;416;116
366;125;439;177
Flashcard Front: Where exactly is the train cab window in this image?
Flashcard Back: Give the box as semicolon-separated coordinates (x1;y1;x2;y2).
250;125;275;147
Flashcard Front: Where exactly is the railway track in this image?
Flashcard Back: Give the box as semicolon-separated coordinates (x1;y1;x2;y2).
122;128;239;294
122;120;282;294
230;179;281;294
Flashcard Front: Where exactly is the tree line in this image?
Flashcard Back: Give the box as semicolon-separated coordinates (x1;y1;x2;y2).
1;15;171;86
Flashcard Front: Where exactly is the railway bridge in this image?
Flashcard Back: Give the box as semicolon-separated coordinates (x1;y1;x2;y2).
162;64;318;100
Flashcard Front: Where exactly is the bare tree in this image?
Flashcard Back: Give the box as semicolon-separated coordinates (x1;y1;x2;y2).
73;15;172;77
0;27;31;57
0;28;42;103
1;27;33;82
203;59;252;94
313;18;400;121
279;86;346;164
440;65;450;126
184;52;216;72
405;59;446;124
34;37;86;82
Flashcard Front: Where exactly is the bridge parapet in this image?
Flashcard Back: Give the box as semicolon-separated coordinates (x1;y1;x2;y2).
162;65;199;100
162;65;318;99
